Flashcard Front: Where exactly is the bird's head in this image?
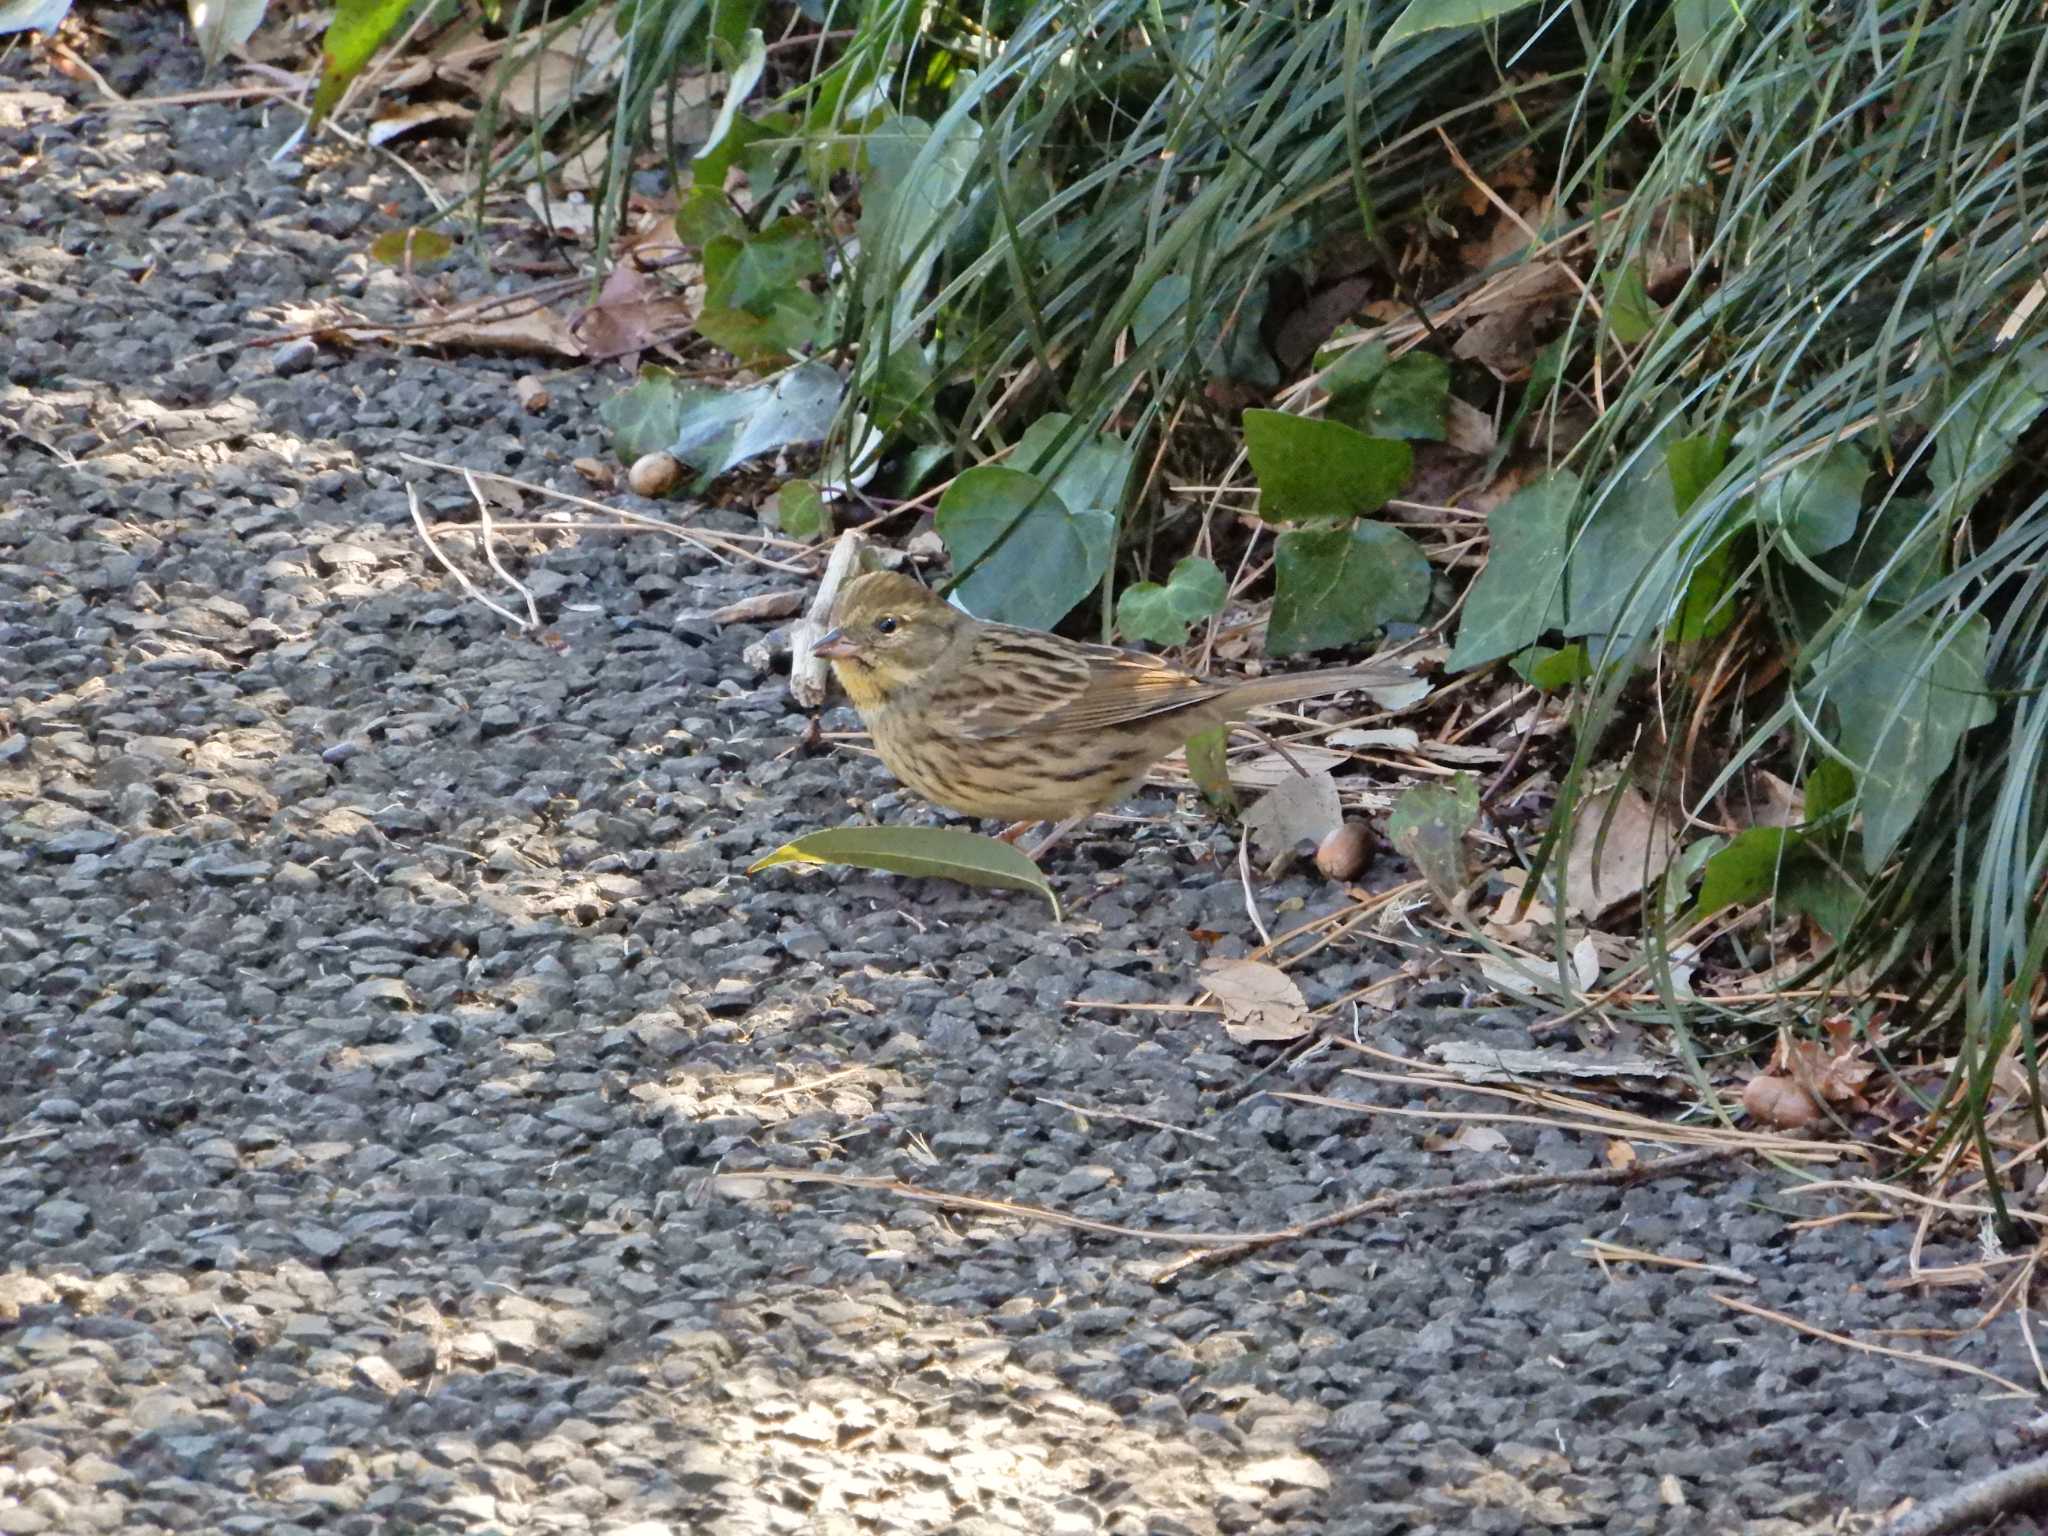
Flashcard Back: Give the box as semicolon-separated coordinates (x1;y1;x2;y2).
813;570;964;704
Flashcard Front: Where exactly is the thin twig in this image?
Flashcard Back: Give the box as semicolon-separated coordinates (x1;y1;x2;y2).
1150;1146;1735;1283
465;473;541;629
713;1147;1731;1265
407;486;531;629
1714;1292;2034;1402
1036;1096;1219;1142
1237;827;1272;947
1880;1451;2048;1535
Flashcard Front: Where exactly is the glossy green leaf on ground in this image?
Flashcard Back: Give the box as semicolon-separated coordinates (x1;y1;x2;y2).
936;466;1114;630
1512;642;1591;691
1822;495;1944;605
775;480;830;540
749;826;1060;918
1388;774;1480;905
1326;348;1449;441
1447;471;1577;670
1185;725;1237;814
1012;414;1133;524
1267;522;1430;656
1800;614;1997;870
599;363;842;484
1758;445;1868;558
1563;449;1680;642
1693;826;1796;919
1244;411;1413;522
1928;358;2048;513
598;367;690;464
311;0;411;123
1604;265;1660;345
1117;556;1228;646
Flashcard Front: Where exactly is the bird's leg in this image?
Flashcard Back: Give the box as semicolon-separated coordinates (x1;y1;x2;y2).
1024;815;1088;861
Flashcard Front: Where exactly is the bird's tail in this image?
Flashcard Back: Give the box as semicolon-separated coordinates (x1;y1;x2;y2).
1222;661;1413;716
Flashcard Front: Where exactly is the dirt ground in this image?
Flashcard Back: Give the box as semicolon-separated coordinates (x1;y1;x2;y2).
2;11;2044;1536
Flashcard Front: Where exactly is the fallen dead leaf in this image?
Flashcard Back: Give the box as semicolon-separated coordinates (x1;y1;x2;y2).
708;591;805;625
1242;769;1342;861
396;305;585;359
1558;785;1677;919
1199;958;1309;1043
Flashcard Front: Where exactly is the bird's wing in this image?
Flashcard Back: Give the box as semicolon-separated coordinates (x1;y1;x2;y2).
929;625;1225;740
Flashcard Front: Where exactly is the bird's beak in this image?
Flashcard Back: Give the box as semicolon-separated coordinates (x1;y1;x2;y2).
812;626;857;661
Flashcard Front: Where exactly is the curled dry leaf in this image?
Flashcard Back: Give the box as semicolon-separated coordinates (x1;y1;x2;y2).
1559;785;1677;919
1199;957;1309;1043
708;591;805;625
1242;769;1342;862
572;457;613;488
513;376;551;413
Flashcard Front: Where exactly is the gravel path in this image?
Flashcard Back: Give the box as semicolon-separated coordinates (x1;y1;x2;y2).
2;14;2041;1536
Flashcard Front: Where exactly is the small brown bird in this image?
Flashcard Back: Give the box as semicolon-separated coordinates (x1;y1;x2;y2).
812;570;1407;855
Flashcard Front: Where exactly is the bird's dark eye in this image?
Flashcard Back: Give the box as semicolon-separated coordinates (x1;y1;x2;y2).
874;616;899;635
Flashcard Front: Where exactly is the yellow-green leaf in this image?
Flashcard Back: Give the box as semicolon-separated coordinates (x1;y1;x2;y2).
748;826;1061;918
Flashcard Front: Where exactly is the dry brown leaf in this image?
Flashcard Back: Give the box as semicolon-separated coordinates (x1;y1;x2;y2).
495;5;627;121
1604;1139;1638;1170
1242;770;1342;861
708;591;805;625
399;306;584;359
573;261;697;361
1200;958;1309;1043
1228;746;1349;789
1424;1124;1511;1155
1558;785;1677;919
367;100;471;146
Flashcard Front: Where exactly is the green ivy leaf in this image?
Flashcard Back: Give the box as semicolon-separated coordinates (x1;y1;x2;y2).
1758;445;1869;558
705;218;824;312
311;0;412;123
1803;758;1855;824
1563;449;1680;641
1605;264;1661;345
1512;642;1591;691
1244;411;1413;522
1117;557;1228;646
1694;826;1795;919
1665;431;1730;513
1012;414;1132;523
936;466;1114;630
1185;724;1236;814
776;479;830;540
675;187;745;247
1328;351;1450;441
1447;471;1577;670
1388;774;1481;905
1799;614;1997;870
1267;522;1431;656
1928;357;2048;513
598;366;689;464
1822;495;1944;605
